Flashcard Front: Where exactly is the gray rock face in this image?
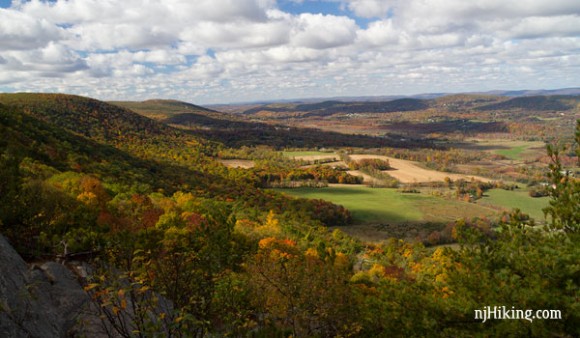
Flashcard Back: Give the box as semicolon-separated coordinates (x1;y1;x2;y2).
0;235;89;338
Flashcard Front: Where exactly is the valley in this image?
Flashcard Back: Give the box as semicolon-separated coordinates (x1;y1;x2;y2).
0;92;578;337
118;93;577;239
2;1;579;335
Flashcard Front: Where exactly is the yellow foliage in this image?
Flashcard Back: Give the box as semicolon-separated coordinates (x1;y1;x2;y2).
368;264;386;279
258;237;277;249
402;247;414;259
265;210;279;227
334;252;349;268
77;191;97;206
305;247;319;259
411;262;422;274
173;191;196;209
254;210;282;237
162;226;191;247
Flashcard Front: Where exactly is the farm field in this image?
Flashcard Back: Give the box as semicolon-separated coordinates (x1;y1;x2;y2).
218;159;255;169
348;154;492;183
462;139;546;161
480;189;550;221
279;185;498;225
495;144;528;160
278;183;553;242
278;185;501;242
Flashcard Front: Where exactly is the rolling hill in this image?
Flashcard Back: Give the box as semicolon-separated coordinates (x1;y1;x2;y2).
476;95;580;111
110;99;222;120
241;98;430;116
0;93;178;143
113;98;434;149
0;94;212;192
0;93;353;225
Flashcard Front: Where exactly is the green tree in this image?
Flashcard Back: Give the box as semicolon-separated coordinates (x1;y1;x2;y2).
543;119;580;231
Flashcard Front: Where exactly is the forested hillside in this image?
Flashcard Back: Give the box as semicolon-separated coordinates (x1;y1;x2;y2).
476;95;580;111
0;94;578;337
112;98;431;149
242;98;429;116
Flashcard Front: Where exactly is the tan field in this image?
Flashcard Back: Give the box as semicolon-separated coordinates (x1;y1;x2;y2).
219;159;255;169
348;154;493;183
219;153;493;184
343;170;382;184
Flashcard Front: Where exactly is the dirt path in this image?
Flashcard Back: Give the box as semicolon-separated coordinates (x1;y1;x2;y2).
348;154;492;183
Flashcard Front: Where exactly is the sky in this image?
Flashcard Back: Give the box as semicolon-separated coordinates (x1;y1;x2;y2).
0;0;579;104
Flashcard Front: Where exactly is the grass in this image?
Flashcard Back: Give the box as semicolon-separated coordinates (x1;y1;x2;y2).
495;145;528;160
278;185;497;225
480;189;549;221
277;185;548;243
282;151;335;157
282;186;423;223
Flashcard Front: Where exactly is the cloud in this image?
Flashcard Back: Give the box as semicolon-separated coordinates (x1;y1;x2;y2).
356;19;399;46
509;15;580;39
181;19;290;49
0;0;578;103
343;0;392;18
264;46;327;63
0;8;65;50
291;13;357;49
0;43;88;74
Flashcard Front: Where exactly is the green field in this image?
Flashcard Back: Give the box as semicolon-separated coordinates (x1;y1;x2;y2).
278;185;498;225
495;145;528;160
481;189;549;221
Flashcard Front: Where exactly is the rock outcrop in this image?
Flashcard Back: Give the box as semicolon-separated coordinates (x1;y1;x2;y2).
0;235;89;337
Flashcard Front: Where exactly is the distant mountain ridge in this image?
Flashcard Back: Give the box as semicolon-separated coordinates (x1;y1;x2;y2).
482;87;580;97
241;98;429;116
234;94;580;117
208;87;580;107
476;95;578;111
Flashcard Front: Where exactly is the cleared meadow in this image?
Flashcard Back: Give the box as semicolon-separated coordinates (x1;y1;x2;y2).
279;185;498;225
480;189;550;221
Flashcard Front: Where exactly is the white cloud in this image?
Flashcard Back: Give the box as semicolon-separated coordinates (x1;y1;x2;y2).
0;8;65;50
344;0;392;18
291;13;357;49
181;19;290;49
357;19;399;46
0;0;578;103
0;42;87;76
265;46;327;62
70;23;177;51
132;50;186;65
509;15;580;39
